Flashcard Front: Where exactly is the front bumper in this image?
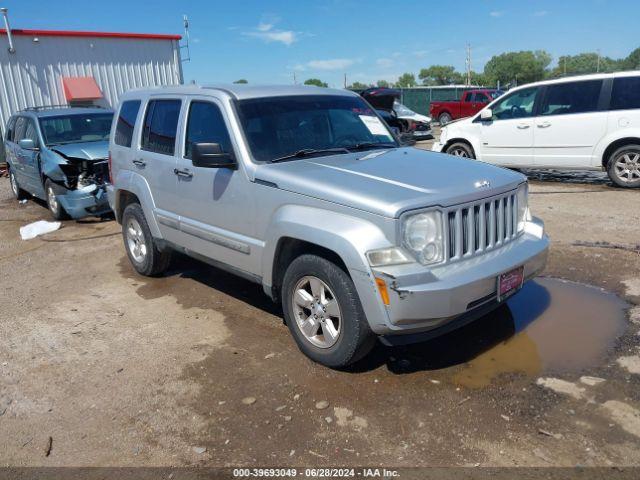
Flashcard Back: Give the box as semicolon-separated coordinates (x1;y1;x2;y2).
363;218;549;337
57;184;111;219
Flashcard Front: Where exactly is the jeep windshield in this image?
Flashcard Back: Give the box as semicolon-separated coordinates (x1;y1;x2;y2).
236;95;398;163
39;113;114;146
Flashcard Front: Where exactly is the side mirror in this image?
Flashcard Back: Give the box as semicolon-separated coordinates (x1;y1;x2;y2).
480;108;493;121
19;138;38;150
191;143;237;169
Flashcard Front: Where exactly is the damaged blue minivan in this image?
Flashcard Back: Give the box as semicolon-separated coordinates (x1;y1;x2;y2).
4;107;113;219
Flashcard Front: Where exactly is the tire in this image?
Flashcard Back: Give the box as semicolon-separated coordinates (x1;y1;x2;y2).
445;141;475;159
44;179;69;220
607;144;640;188
8;166;28;201
438;112;452;125
121;202;172;277
281;254;375;368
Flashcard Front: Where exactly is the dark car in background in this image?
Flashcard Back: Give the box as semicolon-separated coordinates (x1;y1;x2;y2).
5;107;114;219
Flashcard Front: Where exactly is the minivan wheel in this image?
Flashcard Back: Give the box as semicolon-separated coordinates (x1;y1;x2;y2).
9;167;27;200
282;254;375;368
446;142;475;159
121;203;172;277
44;179;69;220
439;112;452;125
607;145;640;188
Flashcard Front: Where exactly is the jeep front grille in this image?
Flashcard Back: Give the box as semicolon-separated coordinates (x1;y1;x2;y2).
444;191;519;262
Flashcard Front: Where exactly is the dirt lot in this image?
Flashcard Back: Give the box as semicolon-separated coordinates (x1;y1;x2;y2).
1;148;639;467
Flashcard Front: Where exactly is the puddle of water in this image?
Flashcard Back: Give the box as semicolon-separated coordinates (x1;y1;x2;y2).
453;277;628;388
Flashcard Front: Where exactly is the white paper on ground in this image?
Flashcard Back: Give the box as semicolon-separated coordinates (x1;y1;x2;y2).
358;115;391;137
20;220;61;240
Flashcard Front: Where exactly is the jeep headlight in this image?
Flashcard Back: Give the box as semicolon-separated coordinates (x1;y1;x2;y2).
517;182;530;232
402;211;444;265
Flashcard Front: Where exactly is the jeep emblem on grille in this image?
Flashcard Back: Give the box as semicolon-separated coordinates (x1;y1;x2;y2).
474;180;491;189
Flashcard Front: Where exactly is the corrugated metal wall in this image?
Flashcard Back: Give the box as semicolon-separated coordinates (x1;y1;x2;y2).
399;86;479;116
0;32;182;152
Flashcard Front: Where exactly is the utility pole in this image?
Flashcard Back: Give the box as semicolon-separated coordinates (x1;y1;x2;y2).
344;73;347;89
293;71;297;85
465;43;472;86
596;49;601;73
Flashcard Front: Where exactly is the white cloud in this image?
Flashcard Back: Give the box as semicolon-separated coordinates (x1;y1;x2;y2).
490;11;504;17
533;10;548;17
242;19;298;46
305;58;356;70
376;58;394;68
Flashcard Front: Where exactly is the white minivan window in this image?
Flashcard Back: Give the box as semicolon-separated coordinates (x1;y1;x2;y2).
490;87;539;121
539;80;602;116
610;77;640;110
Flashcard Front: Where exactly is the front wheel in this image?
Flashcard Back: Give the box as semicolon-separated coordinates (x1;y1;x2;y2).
282;254;375;368
445;142;475;159
607;145;640;188
45;179;69;220
121;203;172;276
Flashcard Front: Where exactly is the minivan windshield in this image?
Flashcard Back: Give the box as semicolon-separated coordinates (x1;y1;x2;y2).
39;113;114;146
236;95;397;163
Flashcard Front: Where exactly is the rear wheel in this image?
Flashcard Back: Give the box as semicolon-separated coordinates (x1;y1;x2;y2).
45;179;69;220
121;203;172;276
445;142;475;159
282;254;375;368
607;144;640;188
438;112;452;125
9;166;28;200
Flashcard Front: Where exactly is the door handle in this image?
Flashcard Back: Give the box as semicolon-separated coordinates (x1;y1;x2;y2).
173;168;193;179
132;159;146;167
516;124;530;129
537;122;551;128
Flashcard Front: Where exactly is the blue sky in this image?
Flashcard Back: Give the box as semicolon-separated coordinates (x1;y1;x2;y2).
5;0;639;87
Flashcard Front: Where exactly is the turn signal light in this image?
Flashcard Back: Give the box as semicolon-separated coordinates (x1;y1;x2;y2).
375;277;390;306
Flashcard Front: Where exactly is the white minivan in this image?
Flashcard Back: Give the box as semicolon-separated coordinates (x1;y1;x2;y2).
432;71;640;188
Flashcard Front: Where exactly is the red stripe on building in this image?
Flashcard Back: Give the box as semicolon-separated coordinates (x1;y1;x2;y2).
0;28;181;40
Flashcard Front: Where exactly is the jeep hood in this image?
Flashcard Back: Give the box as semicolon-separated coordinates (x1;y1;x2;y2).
50;141;109;161
256;147;525;218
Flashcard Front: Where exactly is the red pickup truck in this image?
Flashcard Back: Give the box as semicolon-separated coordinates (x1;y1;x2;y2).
429;89;503;125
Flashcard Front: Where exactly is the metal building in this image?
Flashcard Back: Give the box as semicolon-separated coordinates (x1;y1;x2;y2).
0;16;183;160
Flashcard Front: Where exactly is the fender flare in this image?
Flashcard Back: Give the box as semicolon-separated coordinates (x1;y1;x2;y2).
112;169;162;237
261;205;392;289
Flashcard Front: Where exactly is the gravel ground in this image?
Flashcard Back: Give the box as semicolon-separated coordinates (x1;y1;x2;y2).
1;147;639;467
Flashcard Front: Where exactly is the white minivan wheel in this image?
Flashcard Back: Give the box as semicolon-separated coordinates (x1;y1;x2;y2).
607;144;640;188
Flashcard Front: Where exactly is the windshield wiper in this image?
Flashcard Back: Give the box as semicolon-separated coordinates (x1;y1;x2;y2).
346;142;397;151
271;147;350;163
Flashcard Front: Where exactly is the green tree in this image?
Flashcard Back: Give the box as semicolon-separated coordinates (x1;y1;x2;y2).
304;78;328;87
548;53;621;77
396;73;417;87
233;79;248;84
376;79;391;88
348;81;370;90
470;71;491;87
624;47;640;70
418;65;462;85
484;50;552;86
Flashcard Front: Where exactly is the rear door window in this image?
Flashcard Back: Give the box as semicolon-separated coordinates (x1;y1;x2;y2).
610;77;640;111
184;101;233;159
115;100;141;147
540;80;603;116
141;99;181;156
473;92;489;103
5;117;16;142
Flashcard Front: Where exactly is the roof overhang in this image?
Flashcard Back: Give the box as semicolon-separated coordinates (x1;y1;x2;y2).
0;28;181;40
62;77;103;101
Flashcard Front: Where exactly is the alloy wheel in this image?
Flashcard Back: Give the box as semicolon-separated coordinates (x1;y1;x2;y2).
47;185;59;215
291;276;342;349
613;152;640;183
126;218;148;263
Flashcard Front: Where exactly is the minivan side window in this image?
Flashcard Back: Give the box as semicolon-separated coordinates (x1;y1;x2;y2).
540;80;603;116
490;87;539;121
184;101;233;159
610;77;640;111
13;117;27;142
115;100;141;147
24;119;38;146
141;99;181;156
6;117;16;141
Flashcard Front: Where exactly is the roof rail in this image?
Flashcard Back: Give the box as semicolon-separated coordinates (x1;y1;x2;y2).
23;104;105;112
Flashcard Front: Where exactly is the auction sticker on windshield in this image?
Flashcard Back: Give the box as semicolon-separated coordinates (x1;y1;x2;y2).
359;115;390;136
